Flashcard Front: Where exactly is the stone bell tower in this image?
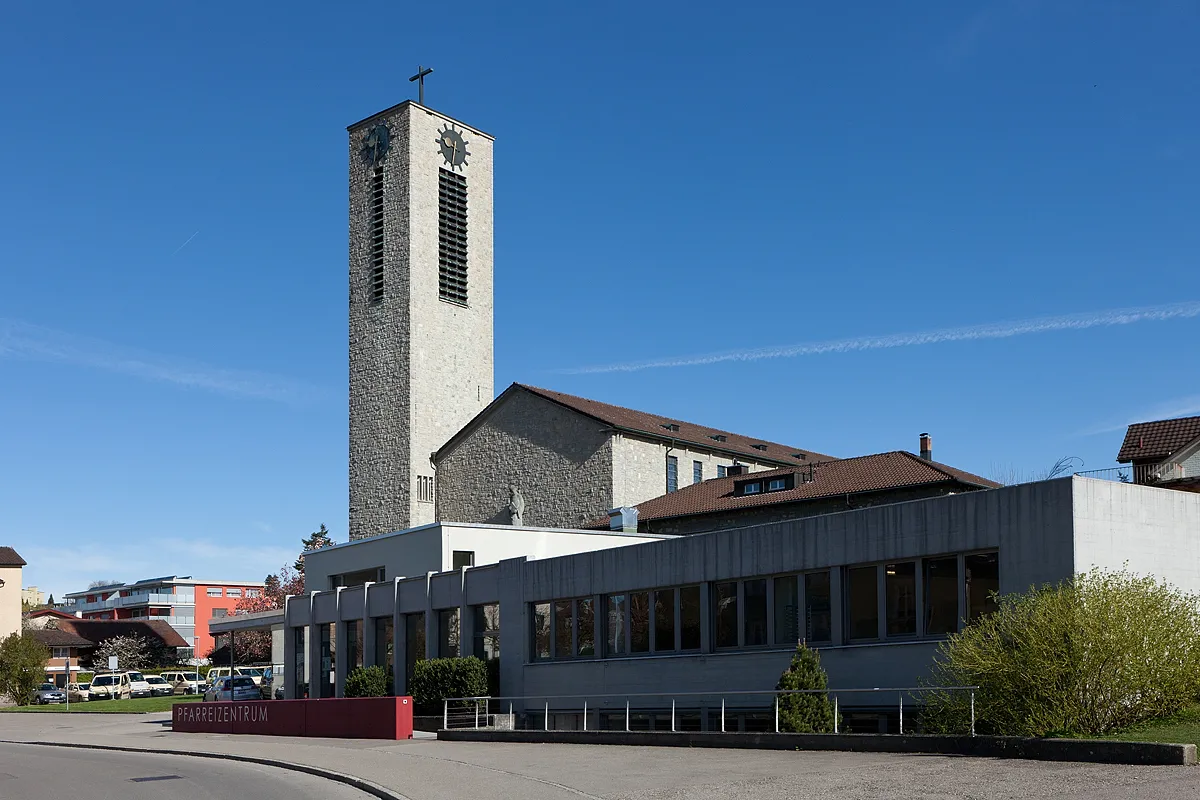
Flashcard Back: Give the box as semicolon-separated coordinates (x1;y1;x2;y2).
347;99;494;540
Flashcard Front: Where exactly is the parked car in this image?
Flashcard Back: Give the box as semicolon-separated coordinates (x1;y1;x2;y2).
88;673;131;700
31;683;66;705
206;667;262;686
143;675;174;697
274;684;285;700
204;676;259;702
66;682;91;702
160;671;202;694
126;671;152;699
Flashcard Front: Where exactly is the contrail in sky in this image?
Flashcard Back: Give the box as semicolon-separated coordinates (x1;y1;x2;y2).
171;229;200;256
562;300;1200;374
0;318;325;404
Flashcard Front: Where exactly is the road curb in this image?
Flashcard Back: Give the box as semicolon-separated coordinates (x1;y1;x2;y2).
436;729;1198;766
1;739;413;800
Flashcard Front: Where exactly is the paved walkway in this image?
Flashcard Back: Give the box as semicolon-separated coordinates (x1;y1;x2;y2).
0;713;1197;799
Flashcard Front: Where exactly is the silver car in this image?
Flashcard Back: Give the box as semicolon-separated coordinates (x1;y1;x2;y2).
32;683;67;705
203;676;259;702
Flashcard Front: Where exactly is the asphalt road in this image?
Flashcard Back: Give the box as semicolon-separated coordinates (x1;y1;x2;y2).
0;743;371;800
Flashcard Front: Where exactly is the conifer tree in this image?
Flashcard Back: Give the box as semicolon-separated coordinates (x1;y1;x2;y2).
775;641;838;733
294;524;335;573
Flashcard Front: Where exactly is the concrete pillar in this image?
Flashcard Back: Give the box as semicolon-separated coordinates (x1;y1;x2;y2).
829;568;844;646
497;558;526;713
424;572;436;660
699;582;712;653
362;581;377;668
334;588;347;698
307;592;323;699
458;567;471;658
283;595;297;699
392;577;406;696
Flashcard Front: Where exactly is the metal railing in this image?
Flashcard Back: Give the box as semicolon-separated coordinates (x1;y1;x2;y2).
443;686;978;737
1076;463;1185;485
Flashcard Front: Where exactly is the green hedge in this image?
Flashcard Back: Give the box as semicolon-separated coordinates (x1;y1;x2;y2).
410;657;488;714
345;665;390;698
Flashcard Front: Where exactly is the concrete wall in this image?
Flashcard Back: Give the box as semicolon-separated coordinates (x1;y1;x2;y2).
436;389;616;528
441;524;667;568
1072;476;1200;591
0;565;21;642
611;434;780;510
349;102;495;540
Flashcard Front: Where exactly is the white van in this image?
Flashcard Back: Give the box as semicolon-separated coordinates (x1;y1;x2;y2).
125;671;153;699
160;670;202;694
88;673;131;700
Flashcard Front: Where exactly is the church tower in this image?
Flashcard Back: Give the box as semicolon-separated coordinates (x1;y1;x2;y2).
348;100;494;540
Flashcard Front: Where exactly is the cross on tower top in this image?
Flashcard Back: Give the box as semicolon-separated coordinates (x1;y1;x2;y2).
409;65;433;106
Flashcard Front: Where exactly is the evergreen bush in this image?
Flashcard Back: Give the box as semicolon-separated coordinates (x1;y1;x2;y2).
923;568;1200;737
410;657;488;714
344;665;389;698
775;641;838;733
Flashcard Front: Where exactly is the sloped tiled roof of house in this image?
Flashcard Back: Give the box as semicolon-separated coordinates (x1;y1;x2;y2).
516;385;836;465
59;619;189;649
0;547;27;567
588;451;1000;527
29;629;93;648
1117;416;1200;463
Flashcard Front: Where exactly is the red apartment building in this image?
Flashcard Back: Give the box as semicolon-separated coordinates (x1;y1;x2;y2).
62;575;265;661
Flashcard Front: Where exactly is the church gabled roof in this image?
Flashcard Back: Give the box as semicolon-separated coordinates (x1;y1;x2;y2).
433;383;835;466
584;451;1000;528
0;546;26;567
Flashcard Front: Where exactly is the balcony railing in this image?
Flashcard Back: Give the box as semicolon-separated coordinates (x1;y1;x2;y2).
66;592;193;613
1076;463;1187;485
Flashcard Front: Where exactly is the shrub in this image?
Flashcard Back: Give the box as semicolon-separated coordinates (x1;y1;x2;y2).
345;665;389;698
410;657;488;714
0;633;50;706
775;641;838;733
923;568;1200;737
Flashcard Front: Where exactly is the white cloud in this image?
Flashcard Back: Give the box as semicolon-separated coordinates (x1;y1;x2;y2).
561;300;1200;374
0;318;327;404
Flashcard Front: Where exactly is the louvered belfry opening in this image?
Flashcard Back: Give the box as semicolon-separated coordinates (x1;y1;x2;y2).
368;166;385;304
438;169;468;305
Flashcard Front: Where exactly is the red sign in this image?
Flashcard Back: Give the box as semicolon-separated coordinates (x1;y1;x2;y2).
173;697;413;740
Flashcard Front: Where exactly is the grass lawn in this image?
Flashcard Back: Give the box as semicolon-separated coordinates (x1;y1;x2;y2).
1096;705;1200;746
1;695;205;714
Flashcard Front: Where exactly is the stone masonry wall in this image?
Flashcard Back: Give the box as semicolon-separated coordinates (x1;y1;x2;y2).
611;435;784;510
435;389;614;529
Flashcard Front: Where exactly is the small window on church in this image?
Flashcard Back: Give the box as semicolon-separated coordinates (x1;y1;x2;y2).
438;169;468;305
417;475;435;503
666;456;678;493
369;166;385;304
717;465;728;478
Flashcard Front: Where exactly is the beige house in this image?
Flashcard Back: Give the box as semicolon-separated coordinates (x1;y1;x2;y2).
0;547;26;642
434;384;835;529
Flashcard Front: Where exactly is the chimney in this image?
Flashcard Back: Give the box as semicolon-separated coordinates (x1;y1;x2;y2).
608;506;639;533
726;464;750;477
919;432;932;461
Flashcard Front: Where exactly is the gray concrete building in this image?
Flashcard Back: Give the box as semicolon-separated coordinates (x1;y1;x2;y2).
434;383;834;529
348;101;495;540
277;477;1200;729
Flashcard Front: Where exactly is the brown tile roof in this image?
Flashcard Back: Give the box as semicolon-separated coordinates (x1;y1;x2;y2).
58;619;190;649
27;609;77;620
590;451;1000;527
0;546;27;567
1117;416;1200;463
29;629;93;648
516;385;836;465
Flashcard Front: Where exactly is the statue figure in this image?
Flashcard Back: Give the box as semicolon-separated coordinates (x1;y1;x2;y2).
508;485;525;526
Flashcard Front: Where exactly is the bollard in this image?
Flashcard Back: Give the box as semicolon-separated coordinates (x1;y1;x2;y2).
625;700;630;732
833;696;838;734
721;698;725;733
583;700;588;732
444;700;448;730
671;699;676;733
775;695;779;733
545;701;549;731
899;694;903;735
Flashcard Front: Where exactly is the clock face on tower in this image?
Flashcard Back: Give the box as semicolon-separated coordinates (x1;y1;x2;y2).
437;125;469;169
360;123;390;167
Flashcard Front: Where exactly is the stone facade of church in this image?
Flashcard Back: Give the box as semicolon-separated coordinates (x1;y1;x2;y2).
434;386;787;529
348;102;495;540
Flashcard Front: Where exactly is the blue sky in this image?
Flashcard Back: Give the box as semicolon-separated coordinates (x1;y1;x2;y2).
2;2;1198;599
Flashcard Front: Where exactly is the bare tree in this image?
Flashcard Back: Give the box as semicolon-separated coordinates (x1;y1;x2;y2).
989;457;1084;486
